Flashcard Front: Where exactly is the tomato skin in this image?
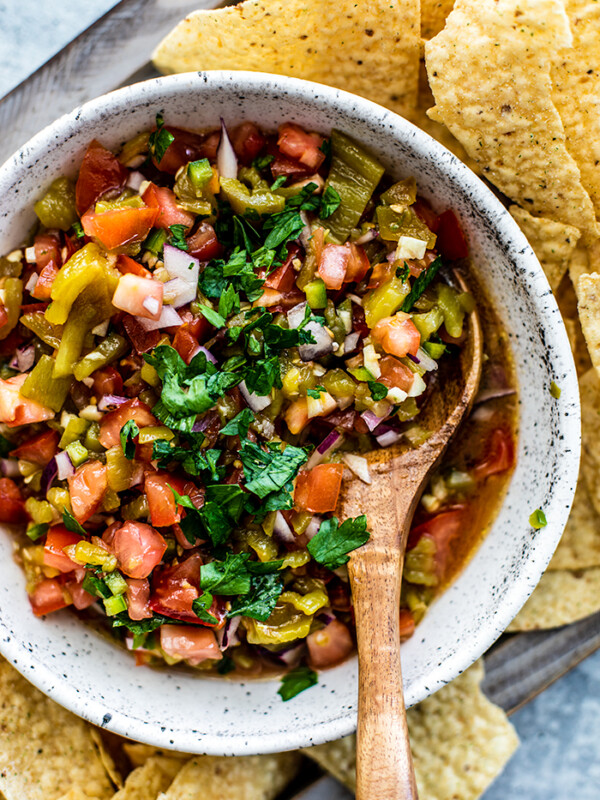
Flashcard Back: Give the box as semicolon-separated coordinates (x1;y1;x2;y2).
91;366;123;397
121;315;161;355
413;198;439;233
231;122;267;165
32;261;59;300
144;471;187;528
172;326;200;364
436;209;468;260
277;123;325;171
43;526;82;573
116;254;151;279
34;231;61;270
153;126;208;174
346;244;370;283
371;313;421;358
81;206;158;250
29;578;70;616
186;222;223;261
112;521;167;579
378;356;415;393
98;398;157;449
126;578;153;620
142;183;195;230
9;429;59;467
294;463;344;514
0;478;27;523
0;373;55;428
159;624;222;665
318;244;350;290
75;139;128;216
66;576;96;610
473;426;515;481
149;551;226;627
307;619;354;668
399;609;416;639
408;507;466;580
67;461;108;523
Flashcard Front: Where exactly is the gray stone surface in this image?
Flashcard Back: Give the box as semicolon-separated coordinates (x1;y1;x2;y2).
0;1;598;797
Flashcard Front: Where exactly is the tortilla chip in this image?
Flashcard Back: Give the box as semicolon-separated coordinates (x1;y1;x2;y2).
123;743;189;770
551;0;600;218
57;792;102;800
152;0;420;119
425;0;600;241
509;205;581;291
421;0;456;40
579;368;600;515
305;661;519;800
158;753;300;800
549;477;600;570
0;659;113;800
112;757;182;800
577;272;600;372
90;728;123;789
507;567;600;631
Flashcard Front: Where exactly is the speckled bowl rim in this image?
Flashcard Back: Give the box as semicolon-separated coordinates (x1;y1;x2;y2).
0;71;580;754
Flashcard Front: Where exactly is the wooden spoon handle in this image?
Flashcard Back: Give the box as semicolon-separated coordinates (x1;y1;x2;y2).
349;550;418;800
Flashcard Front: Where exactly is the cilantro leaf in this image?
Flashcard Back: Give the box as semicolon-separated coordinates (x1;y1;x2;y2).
192;592;218;625
218;283;240;319
307;385;326;400
200;553;283;598
240;440;308;500
228;572;283;621
396;262;410;282
197;304;226;329
243;356;282;395
320;186;341;218
62;508;86;535
400;256;442;312
148;113;174;164
112;612;176;635
278;666;318;701
307;515;370;569
120;419;139;460
153;439;223;481
253;154;274;171
169;224;188;251
368;381;388;401
262;209;306;250
270;175;287;191
220;408;254;438
72;221;85;239
82;572;111;599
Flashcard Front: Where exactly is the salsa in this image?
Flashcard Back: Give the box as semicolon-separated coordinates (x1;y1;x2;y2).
0;116;515;692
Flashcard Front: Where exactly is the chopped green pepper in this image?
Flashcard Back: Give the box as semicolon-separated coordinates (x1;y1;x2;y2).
65;441;89;467
320;130;384;243
59;416;90;449
34;176;78;231
0;277;23;340
20;311;63;349
144;228;167;256
436;284;465;339
0;256;22;278
220;177;286;216
20;355;71;412
188;158;214;191
380;177;417;208
411;308;444;341
72;333;128;382
376;205;436;247
363;276;409;327
304;279;328;309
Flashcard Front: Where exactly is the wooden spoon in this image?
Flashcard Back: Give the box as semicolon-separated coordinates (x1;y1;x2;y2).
342;269;483;799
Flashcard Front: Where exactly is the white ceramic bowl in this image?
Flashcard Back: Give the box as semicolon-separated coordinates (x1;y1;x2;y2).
0;72;579;755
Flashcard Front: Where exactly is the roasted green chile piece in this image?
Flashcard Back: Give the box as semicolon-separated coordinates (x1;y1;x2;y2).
34;176;78;231
20;355;71;412
380;177;417;208
20;312;64;349
72;333;128;382
0;257;22;278
219;177;286;215
320;130;384;243
174;166;214;215
0;277;23;340
376;205;436;247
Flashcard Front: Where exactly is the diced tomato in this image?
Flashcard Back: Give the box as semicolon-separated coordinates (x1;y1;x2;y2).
67;460;108;523
186;222;223;261
98;399;157;449
413;198;440;234
0;373;55;427
65;576;96;610
117;254;152;279
307;619;354;668
408;507;466;580
91;366;123;397
285;397;310;435
0;478;26;523
34;231;61;270
172;326;200;364
160;625;222;665
345;244;370;283
152;126;208;174
378;356;415;393
142;183;195;230
112;273;163;320
186;313;213;344
264;244;300;293
318;243;350;290
436;209;469;260
29;578;69;616
9;429;59;467
277;123;325;171
399;609;416;639
268;142;315;179
351;302;369;339
231;122;267;166
75;139;128;216
43;526;82;573
31;261;59;300
150;552;226;627
321;408;357;432
81;205;158;250
473;426;515;481
112;521;167;579
125;578;152;620
371;313;421;358
144;471;187;528
294;463;344;514
254;288;284;308
121;315;161;354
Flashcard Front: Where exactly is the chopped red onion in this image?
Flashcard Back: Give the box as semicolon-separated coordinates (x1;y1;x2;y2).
10;344;35;372
305;516;322;541
126;170;145;191
55;450;75;480
97;394;129;411
275;642;305;667
217;615;242;651
197;346;217;364
217;119;238;179
347;294;363;306
273;511;296;545
40;457;57;493
416;347;438;372
406;352;420;364
163;245;201;307
0;458;19;478
239;380;271;413
307;431;344;469
173;524;196;550
299;211;313;250
135;304;183;331
474;387;516;405
300;323;333;361
287;302;307;329
376;429;402;447
354;228;378;245
360;409;386;432
343;331;360;354
342;453;371;484
318;609;337;626
24;272;38;293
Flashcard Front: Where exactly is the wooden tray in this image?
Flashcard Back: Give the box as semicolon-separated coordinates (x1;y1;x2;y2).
0;2;598;796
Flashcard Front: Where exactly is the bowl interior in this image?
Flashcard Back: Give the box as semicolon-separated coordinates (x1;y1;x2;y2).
0;71;580;754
